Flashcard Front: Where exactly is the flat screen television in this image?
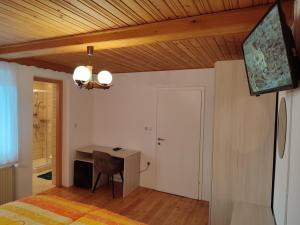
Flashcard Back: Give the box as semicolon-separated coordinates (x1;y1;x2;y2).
242;2;299;96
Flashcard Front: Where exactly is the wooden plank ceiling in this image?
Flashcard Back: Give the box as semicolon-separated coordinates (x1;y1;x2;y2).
34;34;247;73
0;0;291;73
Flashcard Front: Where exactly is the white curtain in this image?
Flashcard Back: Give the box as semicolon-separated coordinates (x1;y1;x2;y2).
0;62;18;166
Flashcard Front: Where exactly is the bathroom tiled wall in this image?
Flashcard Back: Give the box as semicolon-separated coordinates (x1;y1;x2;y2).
32;81;57;184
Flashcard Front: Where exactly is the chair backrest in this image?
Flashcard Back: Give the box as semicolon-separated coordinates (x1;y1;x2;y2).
93;151;119;174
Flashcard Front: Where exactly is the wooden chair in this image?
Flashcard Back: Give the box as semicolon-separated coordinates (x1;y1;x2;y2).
92;151;124;198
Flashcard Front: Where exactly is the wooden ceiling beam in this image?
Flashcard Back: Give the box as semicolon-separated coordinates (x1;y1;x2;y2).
0;1;293;60
0;58;73;73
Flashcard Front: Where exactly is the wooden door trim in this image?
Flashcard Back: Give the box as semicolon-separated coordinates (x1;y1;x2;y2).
33;77;63;187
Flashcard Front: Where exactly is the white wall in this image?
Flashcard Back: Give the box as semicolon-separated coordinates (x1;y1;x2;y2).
288;6;300;224
273;1;300;224
11;62;93;199
10;62;214;201
286;90;300;225
274;88;300;225
275;90;300;225
91;69;215;201
67;84;93;186
273;91;292;225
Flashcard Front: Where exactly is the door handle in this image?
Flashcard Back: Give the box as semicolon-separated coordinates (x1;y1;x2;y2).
157;138;166;141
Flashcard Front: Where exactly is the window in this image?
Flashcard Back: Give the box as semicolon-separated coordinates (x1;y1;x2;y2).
0;62;18;166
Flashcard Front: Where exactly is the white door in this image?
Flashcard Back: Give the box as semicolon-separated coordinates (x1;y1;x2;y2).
155;87;203;199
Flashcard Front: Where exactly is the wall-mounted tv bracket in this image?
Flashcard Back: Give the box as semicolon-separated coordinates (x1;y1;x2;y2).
292;48;300;81
287;26;300;81
293;52;300;79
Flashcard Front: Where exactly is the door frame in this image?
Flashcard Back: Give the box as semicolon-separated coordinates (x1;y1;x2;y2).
155;87;205;200
33;77;63;187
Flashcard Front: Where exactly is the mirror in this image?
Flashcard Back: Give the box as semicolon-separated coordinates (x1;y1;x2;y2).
277;97;287;159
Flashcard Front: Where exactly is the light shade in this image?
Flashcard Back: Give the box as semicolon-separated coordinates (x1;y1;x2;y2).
97;70;113;85
73;66;92;83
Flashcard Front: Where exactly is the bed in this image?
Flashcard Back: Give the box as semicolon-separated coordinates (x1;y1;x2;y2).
0;195;146;225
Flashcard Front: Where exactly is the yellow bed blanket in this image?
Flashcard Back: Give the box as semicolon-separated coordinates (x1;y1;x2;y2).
0;195;146;225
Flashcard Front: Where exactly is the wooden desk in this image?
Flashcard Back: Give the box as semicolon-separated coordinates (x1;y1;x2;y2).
75;145;141;197
230;202;275;225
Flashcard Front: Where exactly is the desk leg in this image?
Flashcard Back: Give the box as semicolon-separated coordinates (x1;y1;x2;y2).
123;153;141;197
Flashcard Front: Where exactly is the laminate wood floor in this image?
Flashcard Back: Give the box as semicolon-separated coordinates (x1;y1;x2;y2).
43;185;209;225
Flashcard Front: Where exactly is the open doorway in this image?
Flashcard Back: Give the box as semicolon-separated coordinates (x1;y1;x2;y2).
32;77;62;194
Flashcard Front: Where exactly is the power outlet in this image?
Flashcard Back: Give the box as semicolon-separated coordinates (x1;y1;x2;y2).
140;161;151;173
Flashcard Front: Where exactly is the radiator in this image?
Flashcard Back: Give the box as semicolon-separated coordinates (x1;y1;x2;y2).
0;166;14;205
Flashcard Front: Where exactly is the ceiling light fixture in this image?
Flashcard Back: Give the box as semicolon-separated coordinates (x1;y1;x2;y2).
72;46;112;90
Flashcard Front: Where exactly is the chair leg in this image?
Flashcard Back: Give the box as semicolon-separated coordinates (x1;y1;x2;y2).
92;172;101;193
111;175;115;198
120;171;124;183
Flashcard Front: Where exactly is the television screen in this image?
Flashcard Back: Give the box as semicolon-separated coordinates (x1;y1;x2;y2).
242;3;298;95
